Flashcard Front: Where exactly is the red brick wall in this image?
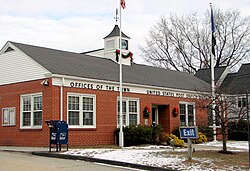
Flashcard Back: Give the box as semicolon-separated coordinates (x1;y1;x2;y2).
0;79;209;147
0;79;53;146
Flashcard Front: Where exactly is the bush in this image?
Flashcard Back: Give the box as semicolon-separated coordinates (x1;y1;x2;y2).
152;124;163;144
192;132;208;144
171;127;180;138
228;120;248;141
198;126;214;141
162;133;184;147
115;124;164;146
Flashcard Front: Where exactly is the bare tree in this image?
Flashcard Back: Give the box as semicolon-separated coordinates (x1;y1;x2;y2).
199;89;248;153
140;9;250;74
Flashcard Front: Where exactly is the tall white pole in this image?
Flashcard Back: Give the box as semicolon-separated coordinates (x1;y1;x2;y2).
210;3;216;141
119;1;124;148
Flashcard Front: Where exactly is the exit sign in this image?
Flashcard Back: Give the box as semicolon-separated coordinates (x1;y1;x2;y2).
179;126;198;139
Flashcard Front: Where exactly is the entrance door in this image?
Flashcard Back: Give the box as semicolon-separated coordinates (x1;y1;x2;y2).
152;106;158;126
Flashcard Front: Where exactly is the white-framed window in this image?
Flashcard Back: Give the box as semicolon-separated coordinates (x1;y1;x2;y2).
238;97;247;108
20;93;42;129
117;98;140;127
67;93;96;128
179;102;195;126
2;107;16;126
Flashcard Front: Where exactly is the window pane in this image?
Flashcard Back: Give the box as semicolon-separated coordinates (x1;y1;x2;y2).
179;104;186;115
129;114;137;126
188;105;194;115
83;112;93;125
34;111;42;126
69;111;79;125
23;112;31;126
83;97;93;111
188;116;194;126
23;97;31;111
129;101;137;113
117;114;126;126
118;101;126;114
180;115;186;126
68;96;79;110
34;96;42;110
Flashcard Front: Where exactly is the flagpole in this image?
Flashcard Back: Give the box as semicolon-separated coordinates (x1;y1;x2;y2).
210;3;216;141
119;0;124;148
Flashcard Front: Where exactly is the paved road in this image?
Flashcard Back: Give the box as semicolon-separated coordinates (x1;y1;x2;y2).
0;151;136;171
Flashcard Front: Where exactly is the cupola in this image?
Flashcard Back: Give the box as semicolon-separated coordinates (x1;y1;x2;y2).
103;25;132;65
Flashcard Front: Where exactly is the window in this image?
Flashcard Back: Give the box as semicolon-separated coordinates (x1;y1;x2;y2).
20;93;42;128
117;98;139;127
2;107;16;126
68;93;96;128
105;40;115;50
238;97;247;108
179;102;195;126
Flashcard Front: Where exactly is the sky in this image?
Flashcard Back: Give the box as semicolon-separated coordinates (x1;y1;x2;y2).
0;0;249;64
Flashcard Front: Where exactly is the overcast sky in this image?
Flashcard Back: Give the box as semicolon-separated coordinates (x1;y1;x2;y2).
0;0;249;64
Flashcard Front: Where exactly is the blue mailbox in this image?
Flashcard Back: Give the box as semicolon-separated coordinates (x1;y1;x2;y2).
45;120;68;152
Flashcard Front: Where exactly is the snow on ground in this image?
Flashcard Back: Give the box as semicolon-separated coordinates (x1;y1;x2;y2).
63;141;249;171
199;141;249;150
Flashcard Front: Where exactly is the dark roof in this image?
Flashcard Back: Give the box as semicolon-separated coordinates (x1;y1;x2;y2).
220;63;250;94
103;25;130;39
11;41;210;92
195;66;227;84
81;48;104;54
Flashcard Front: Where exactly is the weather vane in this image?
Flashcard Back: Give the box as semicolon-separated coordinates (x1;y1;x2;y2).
114;8;119;24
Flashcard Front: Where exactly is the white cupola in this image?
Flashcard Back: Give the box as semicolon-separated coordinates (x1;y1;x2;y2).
103;25;132;66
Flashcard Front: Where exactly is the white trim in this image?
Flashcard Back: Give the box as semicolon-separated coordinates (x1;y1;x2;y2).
51;75;207;100
2;107;16;126
179;102;196;126
117;97;140;127
20;92;43;129
67;93;96;129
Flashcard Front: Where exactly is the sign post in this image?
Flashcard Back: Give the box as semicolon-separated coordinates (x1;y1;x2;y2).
179;126;198;161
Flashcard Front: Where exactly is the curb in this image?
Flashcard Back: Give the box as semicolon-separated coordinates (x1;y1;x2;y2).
32;151;177;171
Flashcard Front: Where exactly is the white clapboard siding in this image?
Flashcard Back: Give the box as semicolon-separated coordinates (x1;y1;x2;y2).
0;49;51;85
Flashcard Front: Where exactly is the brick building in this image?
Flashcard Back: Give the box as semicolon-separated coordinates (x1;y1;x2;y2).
0;25;210;146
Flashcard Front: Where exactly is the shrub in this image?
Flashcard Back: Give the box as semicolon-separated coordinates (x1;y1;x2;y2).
192;132;208;144
171;127;180;138
115;124;164;146
228;120;248;141
152;124;163;143
198;126;214;141
162;133;184;147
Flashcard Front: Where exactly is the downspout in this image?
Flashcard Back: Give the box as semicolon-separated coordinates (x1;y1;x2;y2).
60;77;65;121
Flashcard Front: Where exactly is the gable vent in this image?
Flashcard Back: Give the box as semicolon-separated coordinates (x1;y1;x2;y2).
4;47;14;53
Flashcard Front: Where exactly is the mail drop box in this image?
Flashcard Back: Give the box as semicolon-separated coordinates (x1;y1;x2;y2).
45;120;68;152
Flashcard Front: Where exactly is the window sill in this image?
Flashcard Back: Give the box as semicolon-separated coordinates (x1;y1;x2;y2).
2;124;16;127
69;128;97;131
20;126;42;130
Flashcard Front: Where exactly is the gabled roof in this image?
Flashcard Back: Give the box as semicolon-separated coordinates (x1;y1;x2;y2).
10;41;210;92
104;25;130;39
195;66;227;84
220;63;250;94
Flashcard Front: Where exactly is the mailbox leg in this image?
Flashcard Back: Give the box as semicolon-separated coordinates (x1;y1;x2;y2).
67;144;68;151
56;144;58;152
49;130;51;152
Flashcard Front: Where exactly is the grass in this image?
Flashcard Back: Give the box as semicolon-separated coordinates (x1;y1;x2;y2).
162;150;249;170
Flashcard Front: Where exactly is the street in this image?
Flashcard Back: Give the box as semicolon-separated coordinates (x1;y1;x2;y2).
0;151;136;171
